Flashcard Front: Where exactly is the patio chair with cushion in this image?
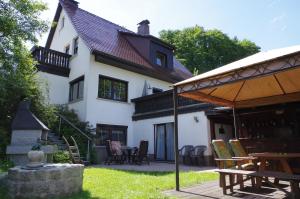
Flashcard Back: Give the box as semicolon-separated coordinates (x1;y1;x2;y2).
229;139;265;167
105;140;124;165
179;145;194;165
190;145;207;166
211;139;257;189
212;139;257;170
229;139;275;184
228;139;248;157
132;140;149;165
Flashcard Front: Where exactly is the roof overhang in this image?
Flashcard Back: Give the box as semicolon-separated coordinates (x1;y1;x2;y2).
92;50;183;83
174;46;300;108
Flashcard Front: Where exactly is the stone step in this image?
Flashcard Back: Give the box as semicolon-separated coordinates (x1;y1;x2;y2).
47;131;67;151
49;139;64;143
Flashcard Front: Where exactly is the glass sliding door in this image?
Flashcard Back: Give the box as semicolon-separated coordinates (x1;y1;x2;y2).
156;125;165;160
155;123;174;161
166;123;174;161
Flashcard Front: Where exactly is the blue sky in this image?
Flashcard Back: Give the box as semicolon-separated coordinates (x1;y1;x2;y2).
39;0;299;51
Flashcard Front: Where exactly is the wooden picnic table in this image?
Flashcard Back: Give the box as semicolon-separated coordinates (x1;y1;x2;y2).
249;152;300;189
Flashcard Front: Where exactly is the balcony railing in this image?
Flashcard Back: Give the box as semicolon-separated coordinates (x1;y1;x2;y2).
32;46;71;77
132;90;212;120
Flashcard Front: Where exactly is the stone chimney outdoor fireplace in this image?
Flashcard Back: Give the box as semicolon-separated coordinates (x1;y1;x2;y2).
6;101;56;166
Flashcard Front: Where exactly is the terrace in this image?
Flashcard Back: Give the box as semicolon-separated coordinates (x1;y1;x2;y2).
132;90;213;121
31;46;71;77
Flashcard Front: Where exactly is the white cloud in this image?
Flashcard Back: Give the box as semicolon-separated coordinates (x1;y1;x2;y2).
281;25;287;31
270;13;286;24
267;0;282;8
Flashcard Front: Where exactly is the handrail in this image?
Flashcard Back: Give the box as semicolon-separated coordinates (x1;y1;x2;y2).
32;46;71;68
57;113;92;162
57;113;92;140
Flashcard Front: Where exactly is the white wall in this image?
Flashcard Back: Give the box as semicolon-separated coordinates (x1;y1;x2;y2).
46;8;92;120
214;123;233;142
37;72;69;105
84;59;173;146
132;111;212;156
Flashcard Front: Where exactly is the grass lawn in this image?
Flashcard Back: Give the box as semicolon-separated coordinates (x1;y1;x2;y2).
0;168;218;199
63;168;218;199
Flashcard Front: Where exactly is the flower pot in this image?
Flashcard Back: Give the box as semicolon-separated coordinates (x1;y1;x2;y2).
27;150;44;168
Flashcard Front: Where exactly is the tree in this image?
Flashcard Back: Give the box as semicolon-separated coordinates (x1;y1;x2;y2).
159;25;260;74
0;0;52;158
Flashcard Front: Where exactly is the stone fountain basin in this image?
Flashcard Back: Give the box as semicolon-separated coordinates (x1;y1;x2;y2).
7;163;84;199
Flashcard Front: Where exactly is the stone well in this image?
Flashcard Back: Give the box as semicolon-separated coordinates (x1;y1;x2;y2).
7;163;84;199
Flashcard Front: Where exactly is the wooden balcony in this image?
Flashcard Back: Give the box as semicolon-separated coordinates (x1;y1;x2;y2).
32;46;71;77
131;90;213;121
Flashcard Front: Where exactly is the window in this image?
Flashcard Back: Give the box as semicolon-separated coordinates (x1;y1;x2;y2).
73;37;79;55
98;75;128;102
156;52;167;67
152;87;163;94
95;124;127;146
69;76;84;101
65;45;70;54
60;17;65;30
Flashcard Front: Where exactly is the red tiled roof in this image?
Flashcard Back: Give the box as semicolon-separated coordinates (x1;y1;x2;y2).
48;0;192;82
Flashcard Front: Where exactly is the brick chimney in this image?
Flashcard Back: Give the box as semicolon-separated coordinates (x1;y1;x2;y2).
137;20;150;35
60;0;79;8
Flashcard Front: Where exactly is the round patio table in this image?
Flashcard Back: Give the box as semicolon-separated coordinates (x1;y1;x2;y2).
121;146;134;163
249;152;300;189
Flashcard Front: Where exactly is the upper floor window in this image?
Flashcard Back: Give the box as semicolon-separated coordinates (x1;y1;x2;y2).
98;75;128;102
152;87;163;94
95;124;127;146
60;17;65;30
156;52;167;67
69;76;84;102
65;45;70;54
73;37;79;55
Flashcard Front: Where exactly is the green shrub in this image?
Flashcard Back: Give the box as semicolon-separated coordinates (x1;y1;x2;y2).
50;105;94;158
53;151;71;163
0;159;14;172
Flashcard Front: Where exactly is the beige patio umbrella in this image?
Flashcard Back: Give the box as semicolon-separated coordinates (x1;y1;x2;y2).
172;45;300;190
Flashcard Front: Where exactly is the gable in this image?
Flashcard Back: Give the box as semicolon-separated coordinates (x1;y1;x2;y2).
45;0;193;83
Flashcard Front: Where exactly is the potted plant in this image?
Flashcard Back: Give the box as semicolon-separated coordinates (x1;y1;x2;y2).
27;140;44;168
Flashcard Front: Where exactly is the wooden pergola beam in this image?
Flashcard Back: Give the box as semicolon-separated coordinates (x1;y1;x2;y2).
235;92;300;108
179;90;234;107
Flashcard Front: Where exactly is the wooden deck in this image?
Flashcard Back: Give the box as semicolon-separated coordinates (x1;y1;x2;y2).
164;180;291;199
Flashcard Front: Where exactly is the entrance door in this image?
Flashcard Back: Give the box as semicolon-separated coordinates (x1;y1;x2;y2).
155;123;174;161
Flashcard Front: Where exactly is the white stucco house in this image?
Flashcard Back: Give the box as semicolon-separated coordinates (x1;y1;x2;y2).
34;0;233;164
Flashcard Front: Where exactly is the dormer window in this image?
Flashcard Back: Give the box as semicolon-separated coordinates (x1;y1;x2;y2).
152;87;163;94
156;52;167;67
73;37;78;55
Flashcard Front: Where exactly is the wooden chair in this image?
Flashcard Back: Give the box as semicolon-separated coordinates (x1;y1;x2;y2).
228;139;248;157
132;140;149;165
62;135;82;164
211;139;257;190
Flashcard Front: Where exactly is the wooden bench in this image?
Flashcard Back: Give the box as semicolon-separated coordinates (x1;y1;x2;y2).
215;169;300;198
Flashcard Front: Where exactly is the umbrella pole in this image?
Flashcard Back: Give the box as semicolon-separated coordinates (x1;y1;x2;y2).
233;107;238;138
173;87;180;191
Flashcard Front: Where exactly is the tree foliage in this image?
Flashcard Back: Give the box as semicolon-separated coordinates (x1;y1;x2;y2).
0;0;51;157
159;25;260;74
50;106;94;158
